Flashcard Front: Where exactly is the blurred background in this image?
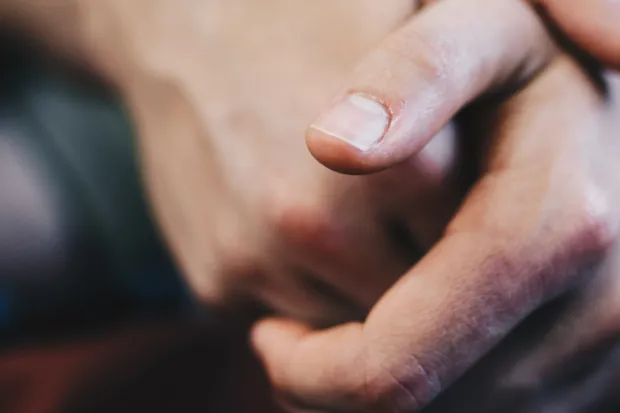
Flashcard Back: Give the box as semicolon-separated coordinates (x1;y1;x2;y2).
0;30;276;413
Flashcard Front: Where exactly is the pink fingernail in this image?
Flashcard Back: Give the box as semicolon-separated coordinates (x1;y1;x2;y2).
310;94;390;151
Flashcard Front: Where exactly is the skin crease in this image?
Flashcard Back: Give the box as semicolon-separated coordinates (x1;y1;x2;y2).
2;0;620;412
254;1;620;412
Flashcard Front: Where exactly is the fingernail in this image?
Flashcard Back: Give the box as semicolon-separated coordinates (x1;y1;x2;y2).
310;94;390;151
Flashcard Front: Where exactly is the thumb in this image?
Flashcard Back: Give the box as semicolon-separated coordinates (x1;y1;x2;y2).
306;0;555;174
537;0;620;70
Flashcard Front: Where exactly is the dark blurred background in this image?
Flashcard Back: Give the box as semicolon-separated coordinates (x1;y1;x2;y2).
0;31;278;413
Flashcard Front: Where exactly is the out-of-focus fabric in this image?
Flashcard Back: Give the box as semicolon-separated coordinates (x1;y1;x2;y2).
0;32;275;413
0;318;282;413
0;31;188;343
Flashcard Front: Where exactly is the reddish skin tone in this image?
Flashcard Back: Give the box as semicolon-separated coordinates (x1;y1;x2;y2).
306;0;556;173
535;0;620;69
256;1;620;412
2;1;620;412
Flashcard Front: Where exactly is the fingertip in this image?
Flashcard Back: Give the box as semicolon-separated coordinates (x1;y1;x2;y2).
251;317;312;361
252;320;371;411
306;92;418;174
305;126;389;175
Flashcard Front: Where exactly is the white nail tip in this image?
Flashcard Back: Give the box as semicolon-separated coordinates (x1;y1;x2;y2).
310;94;390;151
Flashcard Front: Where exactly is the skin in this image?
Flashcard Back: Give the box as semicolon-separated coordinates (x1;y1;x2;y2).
534;0;620;69
7;0;454;325
108;0;458;325
1;0;619;412
255;1;620;412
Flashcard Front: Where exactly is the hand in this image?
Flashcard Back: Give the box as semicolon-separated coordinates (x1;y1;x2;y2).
425;247;620;413
103;0;465;326
252;1;620;411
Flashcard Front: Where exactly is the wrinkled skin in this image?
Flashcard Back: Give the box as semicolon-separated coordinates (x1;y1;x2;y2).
257;62;620;413
243;1;620;413
13;0;620;412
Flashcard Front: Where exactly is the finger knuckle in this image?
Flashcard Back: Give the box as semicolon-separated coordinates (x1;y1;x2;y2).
265;194;338;251
529;189;617;296
360;354;438;413
190;245;262;305
563;189;617;262
213;217;262;277
185;257;230;306
219;248;263;285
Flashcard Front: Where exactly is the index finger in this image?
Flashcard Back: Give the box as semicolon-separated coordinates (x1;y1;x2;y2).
254;58;615;412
